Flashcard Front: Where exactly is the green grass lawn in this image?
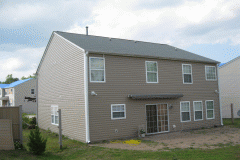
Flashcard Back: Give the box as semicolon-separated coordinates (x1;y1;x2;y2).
1;119;240;160
223;118;240;128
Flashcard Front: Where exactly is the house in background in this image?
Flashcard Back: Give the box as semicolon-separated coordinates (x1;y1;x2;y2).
36;31;222;143
0;78;37;114
219;56;240;118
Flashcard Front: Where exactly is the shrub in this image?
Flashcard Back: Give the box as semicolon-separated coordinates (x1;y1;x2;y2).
28;125;36;129
22;115;30;124
14;141;23;149
30;117;36;125
22;122;28;129
27;126;47;155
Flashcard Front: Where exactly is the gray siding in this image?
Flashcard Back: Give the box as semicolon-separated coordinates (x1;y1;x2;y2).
14;79;37;114
38;33;86;142
219;58;240;118
88;53;221;142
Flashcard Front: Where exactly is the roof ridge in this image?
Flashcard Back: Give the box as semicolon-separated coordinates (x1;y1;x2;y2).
54;31;166;45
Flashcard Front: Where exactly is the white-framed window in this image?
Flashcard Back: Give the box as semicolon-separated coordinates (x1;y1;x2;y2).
0;100;2;106
180;101;191;122
205;66;217;81
145;61;158;83
206;100;214;119
182;64;193;84
111;104;126;120
89;57;105;82
31;89;35;94
51;105;59;125
9;100;13;106
193;101;203;121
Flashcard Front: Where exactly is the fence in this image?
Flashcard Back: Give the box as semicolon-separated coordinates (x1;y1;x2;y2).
0;105;22;144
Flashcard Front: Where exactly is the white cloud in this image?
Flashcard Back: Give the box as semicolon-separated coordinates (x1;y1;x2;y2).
0;47;44;81
66;0;240;48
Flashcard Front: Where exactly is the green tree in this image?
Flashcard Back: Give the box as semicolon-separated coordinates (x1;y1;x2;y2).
21;75;36;80
27;126;47;155
4;74;19;84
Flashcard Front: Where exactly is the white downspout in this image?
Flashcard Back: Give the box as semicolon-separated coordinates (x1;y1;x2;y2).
217;64;223;126
84;51;90;143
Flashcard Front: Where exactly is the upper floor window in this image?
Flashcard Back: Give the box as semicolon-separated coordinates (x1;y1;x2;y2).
205;66;217;81
31;89;35;94
146;61;158;83
89;57;105;82
182;64;192;84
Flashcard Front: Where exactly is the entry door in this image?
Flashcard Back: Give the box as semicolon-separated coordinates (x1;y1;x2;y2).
146;104;169;134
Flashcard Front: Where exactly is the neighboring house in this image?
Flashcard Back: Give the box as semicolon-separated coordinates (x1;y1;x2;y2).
0;79;37;114
219;56;240;118
36;31;222;143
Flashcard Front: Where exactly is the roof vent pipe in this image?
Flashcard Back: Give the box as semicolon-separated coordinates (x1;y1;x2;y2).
86;26;88;35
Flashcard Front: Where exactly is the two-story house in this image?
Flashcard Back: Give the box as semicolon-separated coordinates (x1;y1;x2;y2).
0;79;37;114
219;56;240;118
36;31;222;143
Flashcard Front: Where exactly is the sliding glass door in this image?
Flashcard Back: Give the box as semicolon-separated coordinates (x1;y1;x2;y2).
146;104;169;134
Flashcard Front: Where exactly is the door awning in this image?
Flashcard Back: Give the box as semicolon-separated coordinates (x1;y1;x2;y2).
128;94;183;100
0;96;9;100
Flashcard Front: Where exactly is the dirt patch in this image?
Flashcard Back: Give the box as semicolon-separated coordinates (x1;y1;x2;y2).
89;126;240;151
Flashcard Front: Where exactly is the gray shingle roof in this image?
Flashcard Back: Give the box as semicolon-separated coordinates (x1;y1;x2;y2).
55;31;219;63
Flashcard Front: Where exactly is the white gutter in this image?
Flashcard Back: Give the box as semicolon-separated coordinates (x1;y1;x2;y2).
84;51;90;143
217;64;223;126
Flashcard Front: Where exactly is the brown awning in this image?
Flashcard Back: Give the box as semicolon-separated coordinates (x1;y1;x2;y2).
128;94;183;100
0;96;9;100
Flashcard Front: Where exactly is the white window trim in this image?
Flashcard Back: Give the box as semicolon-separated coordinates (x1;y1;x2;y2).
0;100;2;106
51;105;59;125
31;89;35;94
145;61;158;83
206;100;215;120
180;101;191;122
89;57;106;83
182;64;193;84
111;104;126;120
205;66;217;81
193;101;203;121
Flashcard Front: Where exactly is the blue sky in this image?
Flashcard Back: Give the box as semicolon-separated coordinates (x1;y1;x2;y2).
0;0;240;81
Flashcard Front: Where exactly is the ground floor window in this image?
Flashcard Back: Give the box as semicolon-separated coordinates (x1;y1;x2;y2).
111;104;126;119
51;105;59;125
180;101;191;122
193;101;203;121
206;100;214;119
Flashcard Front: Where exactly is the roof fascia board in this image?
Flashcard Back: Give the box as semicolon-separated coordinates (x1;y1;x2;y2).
219;56;240;69
36;32;86;74
88;51;219;64
36;32;55;74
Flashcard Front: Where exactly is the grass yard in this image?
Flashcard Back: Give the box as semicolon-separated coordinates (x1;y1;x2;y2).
0;119;240;160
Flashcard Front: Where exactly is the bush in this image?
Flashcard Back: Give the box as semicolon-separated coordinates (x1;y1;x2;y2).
30;117;36;125
22;122;28;129
22;115;30;124
27;126;47;155
14;141;23;149
28;125;36;129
